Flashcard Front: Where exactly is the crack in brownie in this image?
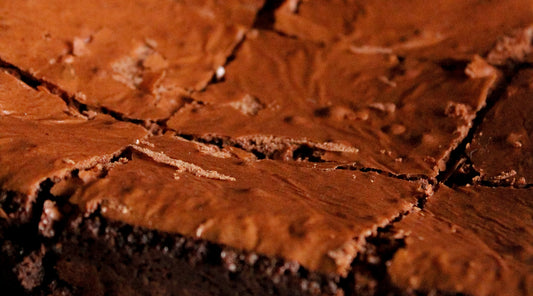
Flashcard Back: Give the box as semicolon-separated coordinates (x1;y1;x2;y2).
168;31;499;178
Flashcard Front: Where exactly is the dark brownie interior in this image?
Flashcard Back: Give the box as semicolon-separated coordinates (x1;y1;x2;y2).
50;212;340;296
0;1;532;295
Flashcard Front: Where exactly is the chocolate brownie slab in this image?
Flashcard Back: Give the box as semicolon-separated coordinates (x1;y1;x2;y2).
0;0;263;121
467;69;533;186
274;0;533;60
389;185;533;296
168;31;499;178
0;69;147;292
45;134;429;295
0;1;531;295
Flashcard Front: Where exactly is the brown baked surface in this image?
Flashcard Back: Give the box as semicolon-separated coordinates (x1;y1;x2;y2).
468;69;533;186
0;70;147;198
0;1;532;295
274;0;533;60
0;0;264;120
390;186;533;295
168;30;498;178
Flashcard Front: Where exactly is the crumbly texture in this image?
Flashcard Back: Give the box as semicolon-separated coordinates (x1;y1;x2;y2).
0;1;532;296
52;215;343;296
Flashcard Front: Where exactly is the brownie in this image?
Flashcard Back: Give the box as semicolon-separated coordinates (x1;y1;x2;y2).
51;216;340;296
0;70;147;206
65;134;427;275
0;63;433;294
389;186;533;295
39;134;427;295
0;1;532;296
0;69;147;293
0;0;264;121
274;0;533;60
168;30;499;178
467;69;533;186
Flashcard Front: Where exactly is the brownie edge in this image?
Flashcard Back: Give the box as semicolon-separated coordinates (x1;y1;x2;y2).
50;212;343;296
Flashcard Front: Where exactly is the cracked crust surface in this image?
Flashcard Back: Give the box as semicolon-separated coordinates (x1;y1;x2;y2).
390;186;533;296
68;134;427;275
0;0;264;121
0;70;148;198
168;31;499;178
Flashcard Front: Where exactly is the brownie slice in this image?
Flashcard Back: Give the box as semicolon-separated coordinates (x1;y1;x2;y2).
0;69;147;292
274;0;533;60
467;69;533;186
168;30;499;178
0;0;264;121
388;185;533;295
43;134;430;295
0;70;147;203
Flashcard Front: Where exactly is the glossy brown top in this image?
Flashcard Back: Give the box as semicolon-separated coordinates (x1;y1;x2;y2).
69;134;427;275
168;31;498;178
0;0;263;121
0;70;148;198
389;186;533;296
275;0;533;60
468;69;533;186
